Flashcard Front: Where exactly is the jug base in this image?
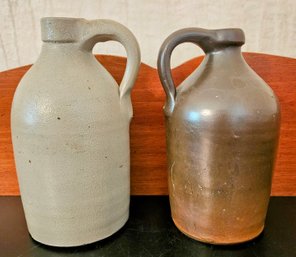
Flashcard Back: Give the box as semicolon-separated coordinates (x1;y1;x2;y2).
28;212;129;247
172;217;264;245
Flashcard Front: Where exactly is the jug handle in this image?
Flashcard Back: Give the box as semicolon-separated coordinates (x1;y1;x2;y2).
157;28;243;116
79;19;141;119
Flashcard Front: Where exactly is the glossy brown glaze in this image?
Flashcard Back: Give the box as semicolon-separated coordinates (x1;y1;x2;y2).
158;28;280;244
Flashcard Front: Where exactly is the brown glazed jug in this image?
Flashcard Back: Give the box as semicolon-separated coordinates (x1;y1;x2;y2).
157;28;280;244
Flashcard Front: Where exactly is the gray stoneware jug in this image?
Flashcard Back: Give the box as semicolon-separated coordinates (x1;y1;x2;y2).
157;28;280;244
11;17;140;247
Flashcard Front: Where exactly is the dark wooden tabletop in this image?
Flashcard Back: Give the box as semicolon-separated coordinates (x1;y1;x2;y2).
0;54;296;196
0;196;295;257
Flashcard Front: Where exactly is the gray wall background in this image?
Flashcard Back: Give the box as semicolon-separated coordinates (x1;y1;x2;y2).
0;0;295;71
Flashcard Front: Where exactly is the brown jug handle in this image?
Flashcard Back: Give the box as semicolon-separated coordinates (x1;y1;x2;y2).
157;28;244;116
79;19;141;119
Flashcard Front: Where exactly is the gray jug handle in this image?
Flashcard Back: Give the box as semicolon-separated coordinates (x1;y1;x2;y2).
80;19;141;119
157;28;244;116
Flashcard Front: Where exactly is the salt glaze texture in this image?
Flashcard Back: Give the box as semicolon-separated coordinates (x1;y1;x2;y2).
11;17;140;247
158;28;280;244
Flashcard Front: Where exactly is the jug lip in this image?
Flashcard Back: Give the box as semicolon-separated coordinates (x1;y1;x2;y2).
41;17;85;43
214;28;245;46
41;17;85;22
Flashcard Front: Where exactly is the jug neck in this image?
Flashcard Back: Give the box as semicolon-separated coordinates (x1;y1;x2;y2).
206;46;247;67
41;41;80;51
37;42;83;62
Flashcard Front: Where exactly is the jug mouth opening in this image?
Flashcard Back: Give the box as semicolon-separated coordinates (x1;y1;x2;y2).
41;17;85;43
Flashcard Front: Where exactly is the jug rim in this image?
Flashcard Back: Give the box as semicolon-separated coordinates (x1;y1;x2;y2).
41;17;86;22
214;28;245;46
41;17;85;43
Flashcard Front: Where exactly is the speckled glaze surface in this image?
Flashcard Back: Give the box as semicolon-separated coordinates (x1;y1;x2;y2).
158;28;280;244
11;17;140;247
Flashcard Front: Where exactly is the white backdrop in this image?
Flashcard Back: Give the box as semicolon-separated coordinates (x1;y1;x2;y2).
0;0;295;71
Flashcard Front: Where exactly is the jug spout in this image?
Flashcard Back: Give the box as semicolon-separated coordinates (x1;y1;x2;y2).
41;17;85;43
213;28;245;50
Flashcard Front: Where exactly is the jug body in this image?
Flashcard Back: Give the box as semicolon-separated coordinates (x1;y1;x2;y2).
11;17;140;247
158;28;280;244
